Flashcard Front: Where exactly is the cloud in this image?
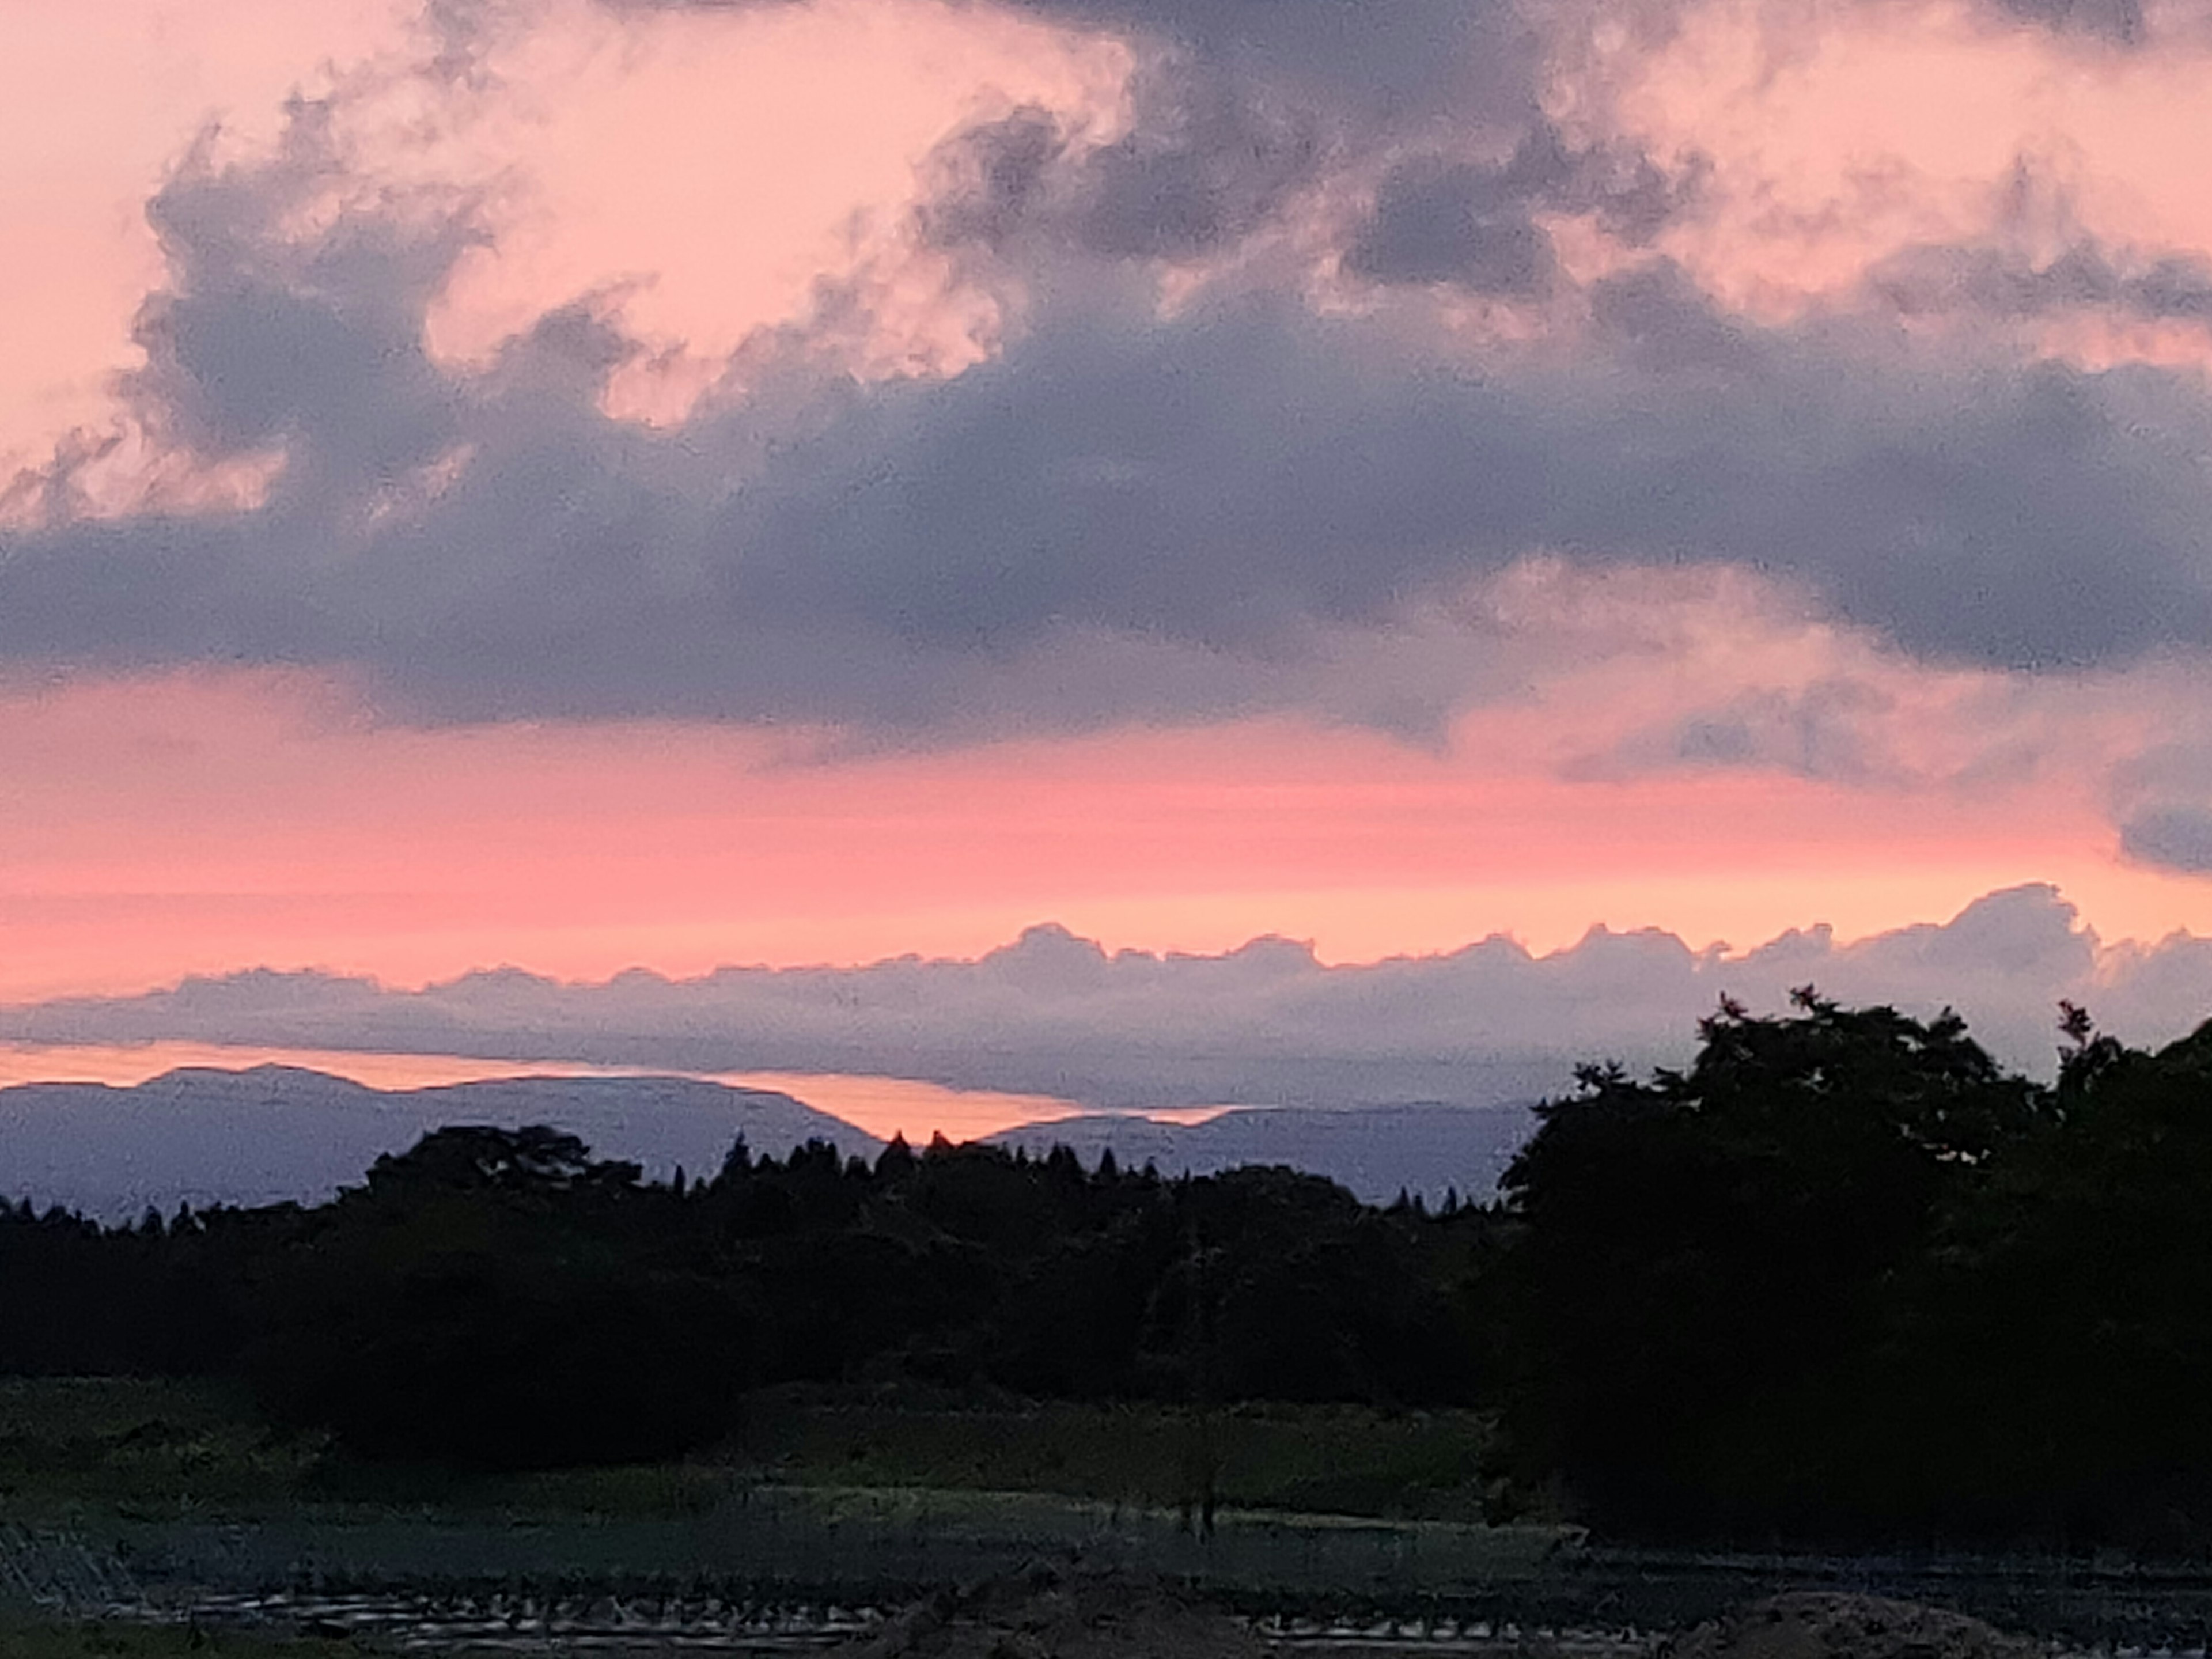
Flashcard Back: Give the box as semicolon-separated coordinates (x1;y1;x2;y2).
124;108;476;495
1868;236;2212;328
1582;678;1901;784
906;0;1710;285
1989;0;2145;44
4;886;2204;1105
2090;724;2212;876
2121;806;2212;872
7;0;2212;757
611;0;1511;100
965;0;1540;123
13;84;2212;740
1344;124;1699;297
924;81;1323;263
1346;159;1560;297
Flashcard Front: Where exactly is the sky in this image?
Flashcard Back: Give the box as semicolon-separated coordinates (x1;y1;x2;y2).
12;0;2212;1135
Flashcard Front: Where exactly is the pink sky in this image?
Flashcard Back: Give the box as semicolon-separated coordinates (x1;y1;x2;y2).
7;0;2212;1125
0;661;2181;1003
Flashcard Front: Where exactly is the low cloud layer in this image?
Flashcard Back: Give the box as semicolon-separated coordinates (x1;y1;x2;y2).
7;886;2207;1108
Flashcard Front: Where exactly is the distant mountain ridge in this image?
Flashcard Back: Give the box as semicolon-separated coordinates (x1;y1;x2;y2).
0;1065;882;1221
0;1063;1539;1221
986;1100;1540;1207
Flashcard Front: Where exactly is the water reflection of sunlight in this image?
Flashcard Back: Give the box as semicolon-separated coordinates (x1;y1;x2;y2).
0;1041;1227;1147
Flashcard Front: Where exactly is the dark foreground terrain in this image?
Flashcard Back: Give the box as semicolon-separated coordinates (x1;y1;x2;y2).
14;994;2212;1657
15;993;2212;1549
6;1382;2212;1659
11;1558;2212;1659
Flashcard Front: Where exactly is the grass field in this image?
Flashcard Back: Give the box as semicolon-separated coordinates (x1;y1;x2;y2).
0;1610;340;1658
0;1380;1573;1649
0;1377;1500;1524
727;1388;1498;1521
0;1377;323;1514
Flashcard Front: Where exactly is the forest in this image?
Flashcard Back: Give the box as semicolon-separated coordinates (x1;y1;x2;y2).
3;991;2210;1553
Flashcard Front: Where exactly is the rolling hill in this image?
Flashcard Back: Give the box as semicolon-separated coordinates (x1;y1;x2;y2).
0;1066;881;1220
986;1100;1539;1206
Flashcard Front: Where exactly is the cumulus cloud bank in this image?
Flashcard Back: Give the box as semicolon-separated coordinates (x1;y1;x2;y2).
6;886;2206;1108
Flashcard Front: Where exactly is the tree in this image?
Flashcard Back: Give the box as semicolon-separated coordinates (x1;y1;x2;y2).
1494;991;2048;1536
248;1127;751;1469
1907;1011;2212;1546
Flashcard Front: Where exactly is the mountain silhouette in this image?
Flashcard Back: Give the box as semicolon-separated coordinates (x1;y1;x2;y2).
0;1065;880;1218
986;1100;1539;1205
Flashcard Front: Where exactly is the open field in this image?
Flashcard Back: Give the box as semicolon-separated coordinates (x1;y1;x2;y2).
0;1378;1501;1524
0;1376;1565;1639
0;1378;325;1515
726;1389;1498;1522
21;1380;2212;1657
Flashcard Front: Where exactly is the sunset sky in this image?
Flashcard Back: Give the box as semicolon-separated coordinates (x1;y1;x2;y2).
11;0;2212;1136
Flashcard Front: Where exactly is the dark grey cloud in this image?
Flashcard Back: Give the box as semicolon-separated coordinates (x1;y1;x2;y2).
920;60;1694;281
922;79;1321;263
2121;806;2212;873
991;0;1539;122
908;0;1575;271
1346;159;1559;296
1988;0;2145;44
13;149;2212;728
13;65;2212;734
1585;257;1764;372
1869;237;2212;326
677;284;2212;679
1073;83;1323;258
1344;124;1699;296
605;0;1521;102
921;108;1067;251
623;0;1548;271
0;887;2194;1100
2094;734;2212;877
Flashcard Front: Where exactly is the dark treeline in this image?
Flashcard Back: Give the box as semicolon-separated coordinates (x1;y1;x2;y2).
1498;993;2212;1551
6;991;2212;1551
0;1123;1494;1471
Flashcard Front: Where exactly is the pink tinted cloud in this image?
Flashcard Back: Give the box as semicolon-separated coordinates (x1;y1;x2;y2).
0;0;414;467
1603;0;2212;338
420;0;1126;414
0;0;1122;467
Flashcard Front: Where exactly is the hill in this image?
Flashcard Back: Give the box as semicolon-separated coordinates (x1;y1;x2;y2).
0;1065;880;1219
986;1100;1539;1205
